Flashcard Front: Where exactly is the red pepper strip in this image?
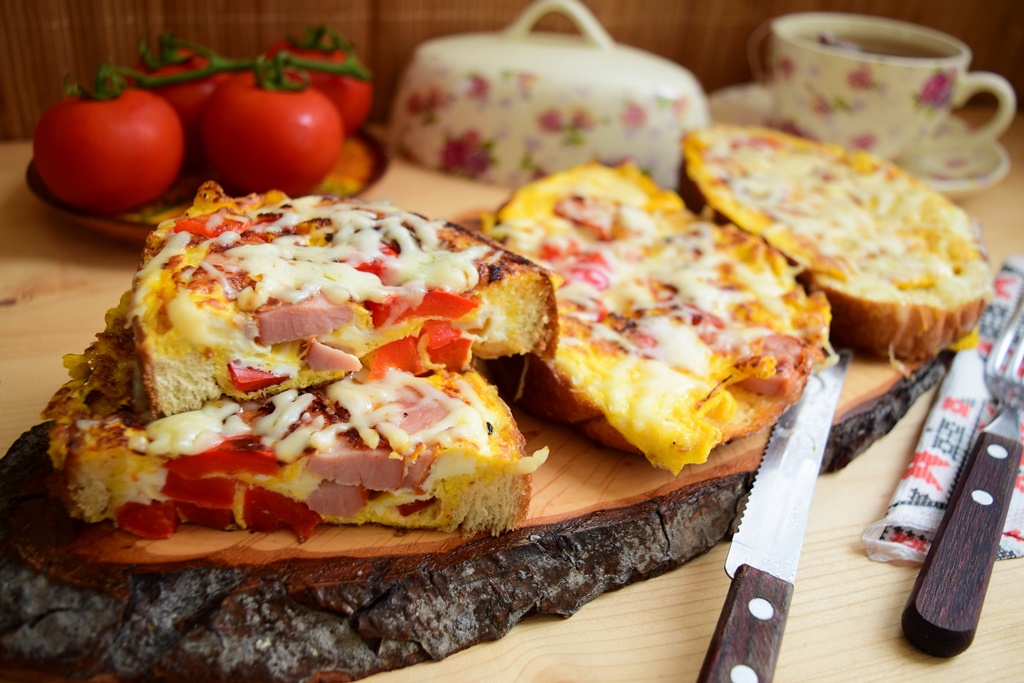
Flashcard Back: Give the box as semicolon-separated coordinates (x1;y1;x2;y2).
227;361;289;392
243;487;323;541
355;243;399;280
367;290;479;329
161;471;236;508
176;502;236;530
367;336;423;379
426;336;473;372
420;319;463;349
397;497;437;517
172;214;251;238
116;500;179;539
409;290;479;321
165;440;279;478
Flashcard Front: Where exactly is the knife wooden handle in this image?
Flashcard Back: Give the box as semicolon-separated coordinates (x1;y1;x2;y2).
698;563;793;683
902;430;1021;657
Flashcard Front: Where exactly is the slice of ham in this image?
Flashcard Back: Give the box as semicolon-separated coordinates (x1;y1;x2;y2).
306;480;369;518
305;339;361;373
306;444;405;490
305;440;437;492
256;294;355;345
734;334;807;397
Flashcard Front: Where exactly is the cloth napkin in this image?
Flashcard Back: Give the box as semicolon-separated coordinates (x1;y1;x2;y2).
863;257;1024;563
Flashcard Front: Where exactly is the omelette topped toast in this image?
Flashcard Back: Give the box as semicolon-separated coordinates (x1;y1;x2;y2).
483;163;831;474
44;295;546;538
133;182;558;416
682;124;993;361
42;184;560;539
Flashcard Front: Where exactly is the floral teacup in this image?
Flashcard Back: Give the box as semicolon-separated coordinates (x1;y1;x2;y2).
756;12;1016;160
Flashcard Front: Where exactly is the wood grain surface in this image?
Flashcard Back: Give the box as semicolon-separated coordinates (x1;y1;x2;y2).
1;112;1023;681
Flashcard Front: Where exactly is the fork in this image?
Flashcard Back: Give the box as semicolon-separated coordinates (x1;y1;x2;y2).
902;299;1024;657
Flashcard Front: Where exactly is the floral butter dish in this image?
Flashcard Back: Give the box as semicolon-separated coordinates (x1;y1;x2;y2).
390;0;709;188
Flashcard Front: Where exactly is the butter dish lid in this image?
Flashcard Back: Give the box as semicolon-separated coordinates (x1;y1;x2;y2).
416;0;703;98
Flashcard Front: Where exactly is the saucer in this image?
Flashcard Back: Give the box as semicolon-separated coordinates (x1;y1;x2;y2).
708;83;1010;199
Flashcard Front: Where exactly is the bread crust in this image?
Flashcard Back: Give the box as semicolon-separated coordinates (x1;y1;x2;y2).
802;271;988;362
132;183;558;417
682;125;994;362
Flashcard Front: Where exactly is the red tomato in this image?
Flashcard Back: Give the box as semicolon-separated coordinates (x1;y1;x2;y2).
265;39;373;134
137;51;230;169
201;72;343;196
32;89;184;214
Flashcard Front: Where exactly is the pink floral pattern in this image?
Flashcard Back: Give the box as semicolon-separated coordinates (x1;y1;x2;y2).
620;102;647;130
916;70;956;110
405;88;448;125
765;36;1000;160
441;130;495;178
846;65;876;90
392;61;707;186
466;74;490;100
537;106;598;146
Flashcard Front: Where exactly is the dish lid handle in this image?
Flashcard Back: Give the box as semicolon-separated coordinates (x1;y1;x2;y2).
502;0;615;50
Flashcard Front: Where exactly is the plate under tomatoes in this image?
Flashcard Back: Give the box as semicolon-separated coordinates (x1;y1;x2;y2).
26;131;389;245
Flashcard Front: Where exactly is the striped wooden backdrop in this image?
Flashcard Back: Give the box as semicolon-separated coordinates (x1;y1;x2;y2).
1;0;1021;140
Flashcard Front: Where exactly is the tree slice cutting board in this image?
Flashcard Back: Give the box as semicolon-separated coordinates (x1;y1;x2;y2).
0;352;946;682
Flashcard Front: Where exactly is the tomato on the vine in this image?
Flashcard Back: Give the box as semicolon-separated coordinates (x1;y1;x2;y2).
201;72;343;197
136;49;230;170
32;88;184;214
265;32;373;135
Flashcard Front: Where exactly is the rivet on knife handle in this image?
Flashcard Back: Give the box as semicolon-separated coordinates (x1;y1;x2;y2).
698;563;793;682
901;429;1021;657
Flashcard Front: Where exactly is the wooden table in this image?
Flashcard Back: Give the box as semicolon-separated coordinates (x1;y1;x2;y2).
2;116;1022;682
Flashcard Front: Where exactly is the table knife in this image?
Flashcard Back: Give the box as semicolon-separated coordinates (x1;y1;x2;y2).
698;351;852;683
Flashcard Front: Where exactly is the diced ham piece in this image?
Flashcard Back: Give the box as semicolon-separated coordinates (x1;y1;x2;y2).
306;480;369;518
305;339;361;373
735;334;807;397
256;294;355;345
306;444;405;490
402;452;436;492
554;195;615;240
397;394;450;434
305;443;437;492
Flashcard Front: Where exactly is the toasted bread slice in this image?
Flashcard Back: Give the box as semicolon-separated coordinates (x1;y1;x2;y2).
483;163;830;474
43;296;546;539
132;182;558;416
682;125;993;361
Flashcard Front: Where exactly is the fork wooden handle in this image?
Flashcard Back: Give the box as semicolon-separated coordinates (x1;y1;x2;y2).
901;430;1021;657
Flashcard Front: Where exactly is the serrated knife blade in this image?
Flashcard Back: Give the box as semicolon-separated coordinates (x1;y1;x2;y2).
698;351;852;683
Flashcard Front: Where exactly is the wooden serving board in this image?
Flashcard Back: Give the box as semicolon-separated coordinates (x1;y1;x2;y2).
0;353;947;682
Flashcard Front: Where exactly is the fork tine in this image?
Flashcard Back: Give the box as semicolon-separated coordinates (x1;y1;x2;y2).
989;297;1024;376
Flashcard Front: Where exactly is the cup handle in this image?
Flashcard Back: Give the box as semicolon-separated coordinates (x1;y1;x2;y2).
950;71;1017;142
747;20;773;83
502;0;615;50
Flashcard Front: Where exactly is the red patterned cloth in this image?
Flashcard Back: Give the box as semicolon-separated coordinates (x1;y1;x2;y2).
863;258;1024;563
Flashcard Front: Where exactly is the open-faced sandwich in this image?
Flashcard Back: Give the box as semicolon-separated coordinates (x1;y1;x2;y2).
133;182;557;416
42;184;558;539
682;124;993;361
482;163;831;474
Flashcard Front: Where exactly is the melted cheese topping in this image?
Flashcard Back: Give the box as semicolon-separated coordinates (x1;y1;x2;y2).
137;369;495;465
684;125;991;307
131;193;495;404
488;163;829;473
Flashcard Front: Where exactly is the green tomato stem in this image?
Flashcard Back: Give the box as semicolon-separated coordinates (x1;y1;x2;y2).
73;30;372;101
